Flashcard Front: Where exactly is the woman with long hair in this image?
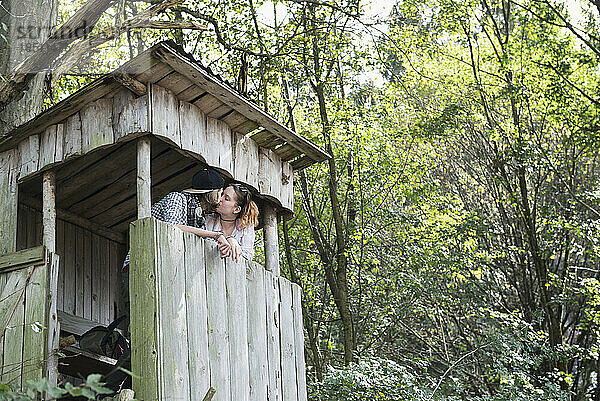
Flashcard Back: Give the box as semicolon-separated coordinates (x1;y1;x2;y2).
205;183;259;262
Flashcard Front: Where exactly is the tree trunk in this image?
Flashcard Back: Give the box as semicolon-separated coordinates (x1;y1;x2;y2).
0;0;57;134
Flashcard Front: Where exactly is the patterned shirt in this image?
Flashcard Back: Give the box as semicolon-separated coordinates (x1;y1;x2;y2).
205;214;255;261
122;192;206;268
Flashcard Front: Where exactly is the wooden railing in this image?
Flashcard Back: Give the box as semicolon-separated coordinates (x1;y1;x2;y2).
129;218;307;401
0;246;59;389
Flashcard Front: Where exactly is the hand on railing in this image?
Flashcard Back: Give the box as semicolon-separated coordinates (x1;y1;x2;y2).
217;235;242;262
227;237;242;263
216;234;231;259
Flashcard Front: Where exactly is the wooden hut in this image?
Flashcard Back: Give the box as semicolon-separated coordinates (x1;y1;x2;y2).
0;41;329;401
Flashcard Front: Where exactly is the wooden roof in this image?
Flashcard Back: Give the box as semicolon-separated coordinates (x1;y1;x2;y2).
0;41;330;169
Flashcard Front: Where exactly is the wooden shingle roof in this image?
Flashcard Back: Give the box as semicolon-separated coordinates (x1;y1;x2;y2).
0;41;330;170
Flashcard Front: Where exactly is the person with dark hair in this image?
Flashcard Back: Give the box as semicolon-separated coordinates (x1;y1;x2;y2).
205;183;259;262
121;168;234;274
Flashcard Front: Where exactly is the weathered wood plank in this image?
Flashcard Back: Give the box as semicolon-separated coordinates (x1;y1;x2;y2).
57;310;100;336
39;125;57;170
1;267;29;387
81;99;114;154
22;264;48;383
0;246;44;273
137;137;152;219
114;73;147;96
259;148;283;204
16;204;28;251
37;124;63;170
129;218;160;401
75;227;85;317
177;85;205;103
281;162;294;211
226;258;250;401
290;155;314;171
179;101;207;162
63;113;82;159
274;144;302;163
207;104;233;120
56;219;65;312
34;208;43;248
232;132;259;191
0;267;30;344
83;229;92;320
151;84;181;147
91;234;101;323
193;93;223;115
291;284;307;401
279;278;298;401
99;236;109;325
113;90;149;141
263;205;280;276
157;71;194;96
17;135;39;180
134;59;172;84
25;206;36;250
206;117;232;174
183;232;211;400
55;124;65;165
63;223;76;316
246;264;268;401
222;112;247;130
0;149;18;255
109;240;118;323
265;270;282;401
233;120;259;136
205;242;231;401
156;222;190;400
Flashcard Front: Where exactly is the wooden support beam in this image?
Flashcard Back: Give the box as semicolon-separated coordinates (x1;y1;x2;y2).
42;171;59;395
0;246;45;273
263;204;280;276
137;137;152;219
43;171;56;253
114;73;147;96
19;195;127;244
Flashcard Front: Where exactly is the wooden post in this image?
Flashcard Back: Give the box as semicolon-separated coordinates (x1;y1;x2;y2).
263;205;280;276
42;172;56;253
42;171;59;395
137;137;151;219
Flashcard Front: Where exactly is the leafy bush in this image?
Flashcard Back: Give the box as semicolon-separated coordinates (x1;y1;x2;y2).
0;374;113;401
308;357;444;401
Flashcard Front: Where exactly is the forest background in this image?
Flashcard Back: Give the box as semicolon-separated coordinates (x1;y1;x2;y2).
1;0;600;399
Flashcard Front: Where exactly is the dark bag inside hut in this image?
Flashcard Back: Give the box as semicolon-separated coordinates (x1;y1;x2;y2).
78;315;129;359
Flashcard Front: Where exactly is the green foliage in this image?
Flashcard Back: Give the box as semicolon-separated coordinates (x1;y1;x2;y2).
309;357;438;401
0;374;113;401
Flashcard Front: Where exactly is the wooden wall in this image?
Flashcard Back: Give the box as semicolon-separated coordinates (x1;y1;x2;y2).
17;204;124;326
0;247;55;389
130;218;307;401
12;84;294;213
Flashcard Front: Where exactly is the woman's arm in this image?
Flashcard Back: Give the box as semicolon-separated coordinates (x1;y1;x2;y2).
175;224;231;257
